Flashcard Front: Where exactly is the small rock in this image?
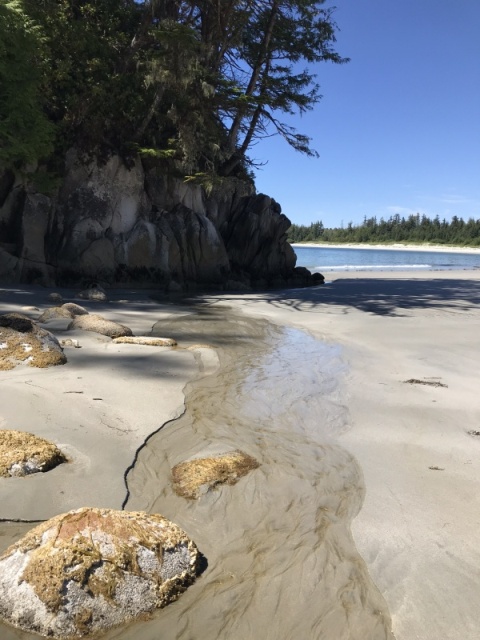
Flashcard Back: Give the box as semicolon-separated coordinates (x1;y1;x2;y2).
48;293;63;303
0;429;66;478
38;306;74;322
172;450;259;499
0;508;200;638
0;313;66;370
113;336;177;347
60;338;81;349
77;285;108;301
68;314;132;339
61;302;88;316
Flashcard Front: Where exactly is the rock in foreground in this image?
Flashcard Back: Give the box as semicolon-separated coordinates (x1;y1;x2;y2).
0;430;66;477
172;450;259;499
0;313;66;370
0;508;200;638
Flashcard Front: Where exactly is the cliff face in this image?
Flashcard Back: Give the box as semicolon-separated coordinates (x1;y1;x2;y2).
0;151;312;290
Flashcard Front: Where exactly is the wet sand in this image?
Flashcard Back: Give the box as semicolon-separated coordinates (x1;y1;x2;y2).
2;272;480;639
0;285;392;639
209;270;480;640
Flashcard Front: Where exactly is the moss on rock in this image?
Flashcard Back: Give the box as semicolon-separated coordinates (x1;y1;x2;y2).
0;429;66;477
172;450;259;499
0;313;66;370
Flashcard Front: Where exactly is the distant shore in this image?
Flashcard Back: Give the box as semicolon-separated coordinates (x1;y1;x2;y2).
291;241;480;254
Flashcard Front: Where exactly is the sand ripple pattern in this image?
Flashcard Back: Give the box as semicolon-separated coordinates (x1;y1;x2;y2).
121;308;394;640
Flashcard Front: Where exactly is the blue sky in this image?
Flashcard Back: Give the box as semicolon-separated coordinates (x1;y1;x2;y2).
253;0;480;227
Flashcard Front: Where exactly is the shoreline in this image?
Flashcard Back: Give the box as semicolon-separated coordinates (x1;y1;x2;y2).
213;269;480;640
291;241;480;254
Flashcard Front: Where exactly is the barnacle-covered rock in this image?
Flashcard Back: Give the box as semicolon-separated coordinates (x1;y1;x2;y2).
0;508;200;638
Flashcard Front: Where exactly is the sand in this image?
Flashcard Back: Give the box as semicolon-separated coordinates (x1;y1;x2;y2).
292;241;480;254
1;272;480;639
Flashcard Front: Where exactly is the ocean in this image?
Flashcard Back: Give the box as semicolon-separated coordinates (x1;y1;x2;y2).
293;245;480;273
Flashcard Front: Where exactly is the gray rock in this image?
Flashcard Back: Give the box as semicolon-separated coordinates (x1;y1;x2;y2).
38;306;74;322
61;302;88;316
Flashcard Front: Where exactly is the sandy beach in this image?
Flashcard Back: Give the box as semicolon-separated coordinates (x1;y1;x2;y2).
292;241;480;254
1;271;480;639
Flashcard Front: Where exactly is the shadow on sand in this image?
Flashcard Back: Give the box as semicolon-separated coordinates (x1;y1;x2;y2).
198;277;480;317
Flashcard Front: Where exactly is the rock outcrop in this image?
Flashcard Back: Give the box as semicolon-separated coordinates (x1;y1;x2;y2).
0;151;317;289
0;508;200;638
0;313;66;370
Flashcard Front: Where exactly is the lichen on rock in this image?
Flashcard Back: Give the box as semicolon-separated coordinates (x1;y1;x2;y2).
172;450;259;499
0;508;200;638
0;429;66;477
0;313;66;370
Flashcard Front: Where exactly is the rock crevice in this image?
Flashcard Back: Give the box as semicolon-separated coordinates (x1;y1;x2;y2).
0;153;317;289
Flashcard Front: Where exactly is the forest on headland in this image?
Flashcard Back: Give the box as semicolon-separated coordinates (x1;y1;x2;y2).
0;0;346;185
287;214;480;247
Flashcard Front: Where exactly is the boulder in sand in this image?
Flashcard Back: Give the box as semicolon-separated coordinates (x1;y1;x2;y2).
68;314;133;338
0;429;66;477
77;285;108;301
61;302;88;316
38;306;75;322
0;508;200;638
172;450;259;499
113;336;177;347
0;313;66;370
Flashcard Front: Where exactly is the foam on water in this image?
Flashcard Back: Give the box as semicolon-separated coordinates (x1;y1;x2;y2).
294;245;480;273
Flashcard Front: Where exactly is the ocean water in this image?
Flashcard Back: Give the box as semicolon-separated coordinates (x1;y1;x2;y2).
293;245;480;273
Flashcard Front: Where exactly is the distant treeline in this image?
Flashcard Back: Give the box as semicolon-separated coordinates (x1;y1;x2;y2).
287;214;480;246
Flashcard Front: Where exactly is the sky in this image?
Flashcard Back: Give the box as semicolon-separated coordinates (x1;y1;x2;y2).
253;0;480;228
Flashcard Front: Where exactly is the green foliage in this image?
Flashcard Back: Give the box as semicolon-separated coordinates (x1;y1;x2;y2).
183;172;225;196
1;0;346;178
288;214;480;247
0;0;54;169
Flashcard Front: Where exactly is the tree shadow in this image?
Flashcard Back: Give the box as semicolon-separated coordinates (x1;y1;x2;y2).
190;277;480;318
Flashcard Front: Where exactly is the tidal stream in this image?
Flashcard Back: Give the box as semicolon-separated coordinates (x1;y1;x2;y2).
0;304;394;639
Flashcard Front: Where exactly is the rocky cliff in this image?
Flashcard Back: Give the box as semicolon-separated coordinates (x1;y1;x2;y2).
0;151;318;290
